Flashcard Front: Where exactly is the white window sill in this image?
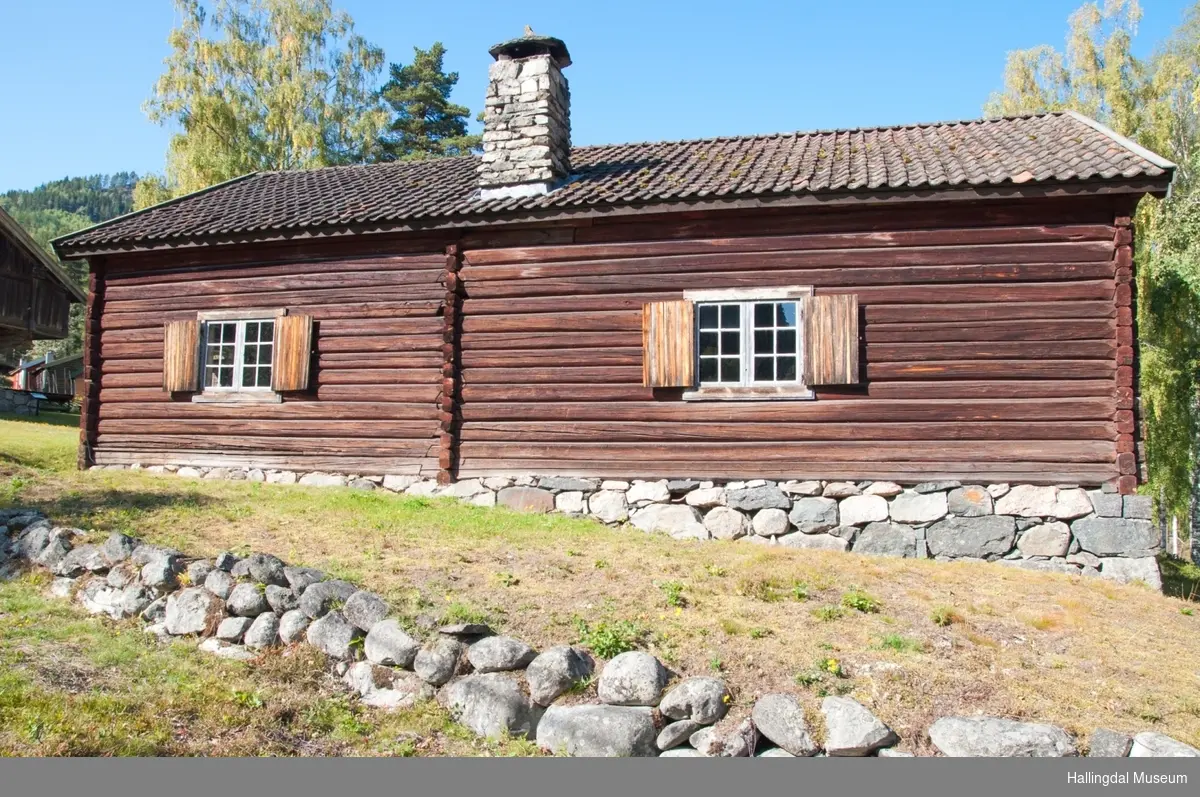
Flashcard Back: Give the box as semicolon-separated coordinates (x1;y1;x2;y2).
191;392;282;404
682;386;816;401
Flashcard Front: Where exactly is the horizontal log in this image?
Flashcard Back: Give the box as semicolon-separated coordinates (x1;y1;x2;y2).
865;300;1116;323
97;434;438;456
462;331;645;351
318;368;438;386
97;401;440;421
105;254;445;287
318;318;444;337
865;319;1115;343
316;335;441;354
104;267;444;302
102;358;162;375
459;420;1116;443
461;348;643;369
103;285;444;314
93;450;436;476
463;224;1115;266
315;384;439;402
867;340;1116;362
462;366;645;385
866;360;1115;380
462;310;643;333
318;352;442;369
460;384;657;402
97;419;438;438
864;380;1115;399
99;300;443;331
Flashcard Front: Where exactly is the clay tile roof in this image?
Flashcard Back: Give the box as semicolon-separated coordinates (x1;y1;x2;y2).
55;111;1173;254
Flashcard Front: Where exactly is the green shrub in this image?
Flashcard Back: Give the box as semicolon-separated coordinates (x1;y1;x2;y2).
736;577;787;602
811;605;844;622
877;634;923;653
930;605;962;627
791;580;810;601
573;617;644;658
841;588;881;614
658;580;687;608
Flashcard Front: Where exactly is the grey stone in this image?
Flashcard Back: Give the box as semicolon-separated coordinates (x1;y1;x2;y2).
130;544;182;566
666;479;701;495
347;478;376;491
538;476;599;493
525;645;594;706
106;562;140;589
444;479;489;499
265;584;298;614
342;590;389;631
198;639;256;661
1088;728;1133;757
789;497;839;534
926;516;1017;560
597;651;668;706
305;611;363;660
987;483;1011;498
776;532;849;552
365;619;420;668
839;495;889;526
48;577;75;599
278;609;310;643
244;612;280;649
756;747;798;757
14;520;54;559
947;486;993;517
864;481;904;498
57;544;108;577
282;566;326;594
344;662;429;710
1123;495;1153;520
588;490;629;523
101;532;137;564
244;553;287;586
187;560;213;584
657;720;703;751
660;747;705;757
998;559;1084;576
726;485;790;511
928;717;1077;757
439;623;493;638
204;569;235;600
77;581;124;618
382;474;419;492
299;579;357;619
226;582;270;617
119;584;153;618
889;492;948;524
823;481;861;498
467;635;537;672
704;506;750;540
140;596;167;623
497;486;556;513
214;552;239;571
164;587;225;636
852;522;918;558
298;472;347;488
1071;516;1158;556
536;705;658;757
914;480;961;494
752;508;790;537
752;693;819;756
33;529;74;571
692;718;757;757
415;637;465;686
631;505;708;540
685;487;726;508
626;480;671;504
439;673;542;740
140;553;182;590
782;480;823;496
1088;490;1123;518
821;696;898;756
1129;731;1200;757
877;748;915;757
1099;557;1163;589
1054;488;1094;520
659;677;730;724
1018;522;1071;558
1067;551;1102;569
216;616;253;642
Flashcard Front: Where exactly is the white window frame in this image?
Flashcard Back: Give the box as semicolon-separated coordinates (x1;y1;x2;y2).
192;308;285;403
682;287;815;401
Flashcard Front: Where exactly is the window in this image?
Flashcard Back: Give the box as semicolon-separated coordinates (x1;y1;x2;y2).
202;318;275;391
685;288;814;399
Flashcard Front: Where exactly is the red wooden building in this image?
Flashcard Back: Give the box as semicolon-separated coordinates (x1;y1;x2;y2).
55;33;1174;495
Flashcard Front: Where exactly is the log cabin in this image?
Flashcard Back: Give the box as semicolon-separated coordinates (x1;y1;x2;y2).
54;32;1175;497
1;206;85;355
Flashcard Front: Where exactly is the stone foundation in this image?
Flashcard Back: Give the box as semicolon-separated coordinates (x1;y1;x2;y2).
92;464;1165;590
0;387;38;416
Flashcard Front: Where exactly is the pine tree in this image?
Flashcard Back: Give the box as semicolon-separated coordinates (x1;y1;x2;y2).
377;42;481;160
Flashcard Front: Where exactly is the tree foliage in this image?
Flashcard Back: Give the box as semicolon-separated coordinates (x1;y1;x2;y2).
136;0;389;207
377;42;481;160
986;0;1200;529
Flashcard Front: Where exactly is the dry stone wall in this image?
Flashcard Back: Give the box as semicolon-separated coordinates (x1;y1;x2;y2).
0;387;38;416
3;507;1195;758
95;463;1166;590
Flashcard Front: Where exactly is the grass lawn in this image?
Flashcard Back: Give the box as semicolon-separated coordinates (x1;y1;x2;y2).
2;414;1200;755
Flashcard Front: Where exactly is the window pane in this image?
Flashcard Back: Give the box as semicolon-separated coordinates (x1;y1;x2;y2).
245;323;259;343
720;357;739;382
219;367;233;387
754;303;773;326
778;357;797;381
698;305;718;328
778;302;797;326
754;330;773;354
777;329;796;354
244;347;258;366
260;344;272;365
261;321;274;342
720;331;739;354
257;368;272;388
699;357;718;382
754;357;774;381
242;367;256;387
720;304;740;327
699;332;718;356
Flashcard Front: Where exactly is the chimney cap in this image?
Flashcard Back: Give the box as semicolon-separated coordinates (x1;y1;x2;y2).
488;29;571;67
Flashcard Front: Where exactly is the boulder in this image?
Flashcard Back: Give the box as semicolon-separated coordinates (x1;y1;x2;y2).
164;587;225;636
344;662;429;710
216;616;253;642
597;651;669;706
283;565;326;595
226;582;270;617
1099;557;1163;589
278;609;310;644
439;674;542;740
243;553;288;586
864;481;904;498
626;480;671;504
630;505;708;540
839;495;889;526
213;552;239;572
781;480;823;496
140;596;167;623
1129;732;1200;757
244;612;280;650
445;479;489;499
106;562;140;589
692;718;757;757
756;747;797;757
666;479;701;496
101;532;137;565
298;579;358;619
204;569;235;600
467;635;536;672
131;544;182;566
298;472;347;488
57;544;108;577
536;705;658;757
265;584;298;614
414;637;465;686
599;480;630;491
1123;495;1154;520
660;747;705;757
914;480;961;494
140;553;181;590
305;611;363;660
658;677;730;724
77;581;124;618
119;585;153;618
365;619;420;668
947;485;993;517
725;485;790;511
539;476;600;493
752;508;790;537
187;560;214;585
823;482;861;498
382;474;419;492
788;497;839;534
1088;490;1124;518
752;693;819;756
342;590;389;632
1017;522;1071;558
657;719;703;751
439;623;493;638
704;506;750;540
852;522;918;558
776;532;849;552
1088;728;1133;757
994;485;1059;517
685;487;726;508
926;516;1016;560
48;577;74;599
32;529;73;571
497;487;555;513
889;492;948;524
13;520;53;559
821;696;898;756
525;645;594;705
1071;517;1158;557
928;716;1077;757
588;491;629;523
555;491;586;514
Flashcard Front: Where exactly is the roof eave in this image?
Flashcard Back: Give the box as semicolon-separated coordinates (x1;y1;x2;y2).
0;206;87;303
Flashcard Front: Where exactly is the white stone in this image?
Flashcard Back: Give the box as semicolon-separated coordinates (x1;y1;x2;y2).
685;487;726;508
267;470;298;485
600;480;630;491
1017;522;1071;558
777;532;849;552
987;483;1011;498
177;467;202;478
752;508;790;537
626;480;671;504
631;505;708;540
823;481;861;498
445;479;488;499
588;490;629;523
1053;488;1094;520
298;472;347;488
703;506;749;540
1129;732;1200;757
994;485;1088;519
864;482;903;498
555;491;586;514
405;480;441;497
889;492;948;524
381;474;418;492
781;480;823;496
470;491;497;508
1099;557;1163;589
483;476;514;491
838;495;889;525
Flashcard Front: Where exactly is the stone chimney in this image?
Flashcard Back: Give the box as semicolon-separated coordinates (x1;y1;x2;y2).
479;30;572;199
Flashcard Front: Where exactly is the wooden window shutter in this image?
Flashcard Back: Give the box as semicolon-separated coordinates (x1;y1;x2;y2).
272;314;314;392
803;294;860;385
162;320;200;392
642;300;694;387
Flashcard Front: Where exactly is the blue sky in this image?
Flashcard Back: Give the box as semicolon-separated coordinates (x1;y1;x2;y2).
0;0;1193;191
